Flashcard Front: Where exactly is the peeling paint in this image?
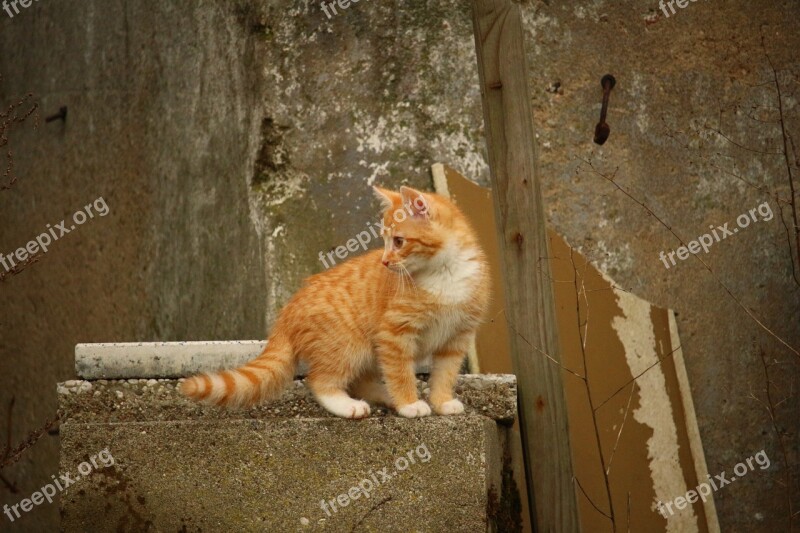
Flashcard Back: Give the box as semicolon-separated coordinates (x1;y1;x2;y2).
609;275;699;533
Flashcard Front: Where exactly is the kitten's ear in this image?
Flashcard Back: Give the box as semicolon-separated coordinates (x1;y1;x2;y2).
400;186;433;220
372;186;398;211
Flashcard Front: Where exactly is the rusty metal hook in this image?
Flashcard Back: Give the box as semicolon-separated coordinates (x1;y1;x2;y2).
593;75;616;145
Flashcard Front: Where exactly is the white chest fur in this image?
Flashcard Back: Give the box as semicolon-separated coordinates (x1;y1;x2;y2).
413;241;483;357
416;242;483;305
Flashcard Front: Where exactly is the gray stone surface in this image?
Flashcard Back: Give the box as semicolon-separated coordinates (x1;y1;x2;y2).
0;1;798;531
60;418;500;532
56;374;516;532
57;374;517;426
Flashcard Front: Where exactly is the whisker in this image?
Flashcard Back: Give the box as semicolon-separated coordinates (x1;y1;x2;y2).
401;264;416;291
393;267;402;298
399;267;406;296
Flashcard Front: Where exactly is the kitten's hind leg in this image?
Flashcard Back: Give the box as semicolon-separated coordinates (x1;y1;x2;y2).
350;372;394;408
307;374;371;419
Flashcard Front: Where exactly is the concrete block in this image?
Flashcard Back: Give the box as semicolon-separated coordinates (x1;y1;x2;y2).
74;341;431;379
58;375;520;532
75;340;268;379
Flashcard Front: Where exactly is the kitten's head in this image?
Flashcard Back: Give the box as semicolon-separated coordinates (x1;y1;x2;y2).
372;185;480;275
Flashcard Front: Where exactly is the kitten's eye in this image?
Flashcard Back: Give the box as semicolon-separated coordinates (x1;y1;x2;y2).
393;236;405;248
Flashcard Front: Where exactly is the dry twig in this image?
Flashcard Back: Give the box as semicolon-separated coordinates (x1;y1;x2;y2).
0;397;60;470
0;74;39;191
0;253;42;283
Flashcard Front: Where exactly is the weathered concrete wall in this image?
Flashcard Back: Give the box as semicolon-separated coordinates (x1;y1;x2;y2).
522;3;800;531
1;0;798;531
1;3;270;531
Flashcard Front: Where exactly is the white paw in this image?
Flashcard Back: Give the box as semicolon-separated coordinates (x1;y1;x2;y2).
318;395;371;419
397;400;432;418
435;399;464;416
346;400;371;419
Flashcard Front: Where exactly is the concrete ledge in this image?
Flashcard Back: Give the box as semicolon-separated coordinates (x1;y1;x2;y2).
58;374;517;425
58;374;520;531
75;341;431;379
61;417;502;531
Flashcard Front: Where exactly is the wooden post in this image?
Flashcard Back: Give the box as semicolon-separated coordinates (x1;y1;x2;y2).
470;1;581;531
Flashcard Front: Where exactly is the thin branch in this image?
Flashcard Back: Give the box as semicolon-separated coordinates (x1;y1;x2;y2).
757;346;795;530
594;344;683;412
763;35;800;287
0;397;16;494
710;162;791;205
626;492;631;533
702;123;783;155
573;476;612;520
571;248;615;532
774;195;800;287
0;75;39;191
606;382;637;477
0;412;60;470
506;321;584;379
3;396;13;459
578;255;591;352
746;385;774;419
0;253;42;283
538;254;632;294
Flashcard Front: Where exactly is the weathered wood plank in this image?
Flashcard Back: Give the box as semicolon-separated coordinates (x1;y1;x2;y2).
470;1;581;530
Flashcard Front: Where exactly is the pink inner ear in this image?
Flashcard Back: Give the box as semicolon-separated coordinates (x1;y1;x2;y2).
402;192;431;219
407;202;428;219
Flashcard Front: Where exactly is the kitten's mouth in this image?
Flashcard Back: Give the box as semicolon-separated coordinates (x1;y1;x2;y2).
387;263;410;275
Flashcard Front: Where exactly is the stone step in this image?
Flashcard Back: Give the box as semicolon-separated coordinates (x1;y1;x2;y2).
58;345;520;531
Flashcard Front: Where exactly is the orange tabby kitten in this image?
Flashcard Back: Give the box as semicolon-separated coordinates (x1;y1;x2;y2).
181;186;490;418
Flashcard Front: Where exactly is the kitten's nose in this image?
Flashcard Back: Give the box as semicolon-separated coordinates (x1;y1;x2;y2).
382;260;390;267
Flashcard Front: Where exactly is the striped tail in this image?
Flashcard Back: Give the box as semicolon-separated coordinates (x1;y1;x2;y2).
180;334;294;408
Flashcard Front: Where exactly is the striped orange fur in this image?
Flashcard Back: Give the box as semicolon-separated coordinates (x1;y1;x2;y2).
181;186;490;419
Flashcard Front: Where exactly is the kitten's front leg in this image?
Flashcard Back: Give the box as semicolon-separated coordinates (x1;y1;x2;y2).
375;330;430;418
429;332;473;415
